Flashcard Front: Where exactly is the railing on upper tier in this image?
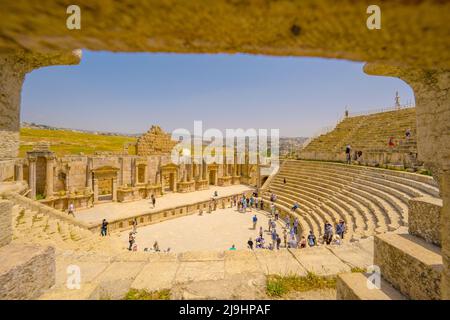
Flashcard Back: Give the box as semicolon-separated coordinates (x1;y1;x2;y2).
347;104;415;118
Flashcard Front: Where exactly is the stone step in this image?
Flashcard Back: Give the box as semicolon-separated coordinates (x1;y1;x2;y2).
374;232;442;300
337;273;406;300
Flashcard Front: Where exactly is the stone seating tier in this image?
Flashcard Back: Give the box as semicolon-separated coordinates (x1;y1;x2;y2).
262;160;440;242
300;108;418;162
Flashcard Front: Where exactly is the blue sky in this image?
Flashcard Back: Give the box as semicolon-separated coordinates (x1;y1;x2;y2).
21;51;414;137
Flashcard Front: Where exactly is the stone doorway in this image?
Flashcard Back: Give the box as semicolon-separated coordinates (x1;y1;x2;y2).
209;170;217;185
92;166;119;202
97;177;113;201
160;163;178;193
162;172;175;192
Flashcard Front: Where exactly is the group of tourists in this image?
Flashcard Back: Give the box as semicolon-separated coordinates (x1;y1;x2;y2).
345;144;363;164
323;220;346;245
236;192;264;213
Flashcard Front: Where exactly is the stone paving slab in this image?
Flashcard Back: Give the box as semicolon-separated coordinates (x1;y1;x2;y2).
328;241;374;269
94;261;146;299
38;283;101;300
55;260;110;287
224;250;263;276
175;261;225;283
255;250;307;276
131;261;179;292
178;250;225;261
289;247;351;276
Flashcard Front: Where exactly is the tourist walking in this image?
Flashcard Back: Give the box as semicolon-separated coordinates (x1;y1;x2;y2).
247;238;254;250
252;214;258;229
151;194;156;208
276;234;281;250
308;230;316;247
259;226;263;238
283;229;287;248
271;230;277;248
68;203;75;216
128;232;135;251
345;144;351;164
101;219;108;236
405;128;411;140
260;198;264;210
285;215;291;229
291;201;300;212
271;219;276;233
268;218;273;232
274;209;279;221
293;218;299;234
324;222;334;245
132;218;138;234
336;220;346;240
299;236;307;248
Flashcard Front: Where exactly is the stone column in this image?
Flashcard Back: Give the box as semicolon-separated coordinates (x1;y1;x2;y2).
86;158;93;191
202;161;207;180
15;162;23;181
112;177;117;201
131;158;136;187
119;157;124;186
189;163;194;181
65;164;71;193
45;156;55;199
365;63;450;300
93;178;99;203
28;157;36;199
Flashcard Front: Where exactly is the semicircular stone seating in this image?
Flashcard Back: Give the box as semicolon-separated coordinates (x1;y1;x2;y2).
262;160;440;241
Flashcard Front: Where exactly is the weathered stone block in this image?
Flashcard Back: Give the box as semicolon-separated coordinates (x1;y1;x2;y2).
374;232;442;300
0;244;55;299
408;196;442;246
336;273;405;300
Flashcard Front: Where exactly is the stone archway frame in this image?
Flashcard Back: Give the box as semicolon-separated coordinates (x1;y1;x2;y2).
0;0;449;299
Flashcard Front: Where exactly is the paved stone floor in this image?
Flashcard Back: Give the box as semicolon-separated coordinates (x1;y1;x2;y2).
118;207;283;253
75;184;252;225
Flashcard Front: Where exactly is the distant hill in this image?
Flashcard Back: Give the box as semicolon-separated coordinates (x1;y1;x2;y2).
280;137;309;156
19;127;137;157
21;122;141;137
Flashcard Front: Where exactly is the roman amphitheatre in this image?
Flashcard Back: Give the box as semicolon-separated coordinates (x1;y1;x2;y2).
0;1;449;300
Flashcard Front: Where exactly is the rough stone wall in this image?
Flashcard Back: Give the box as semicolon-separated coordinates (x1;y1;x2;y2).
0;200;12;247
409;196;442;246
365;64;450;299
1;1;449;70
0;244;55;299
136;126;177;156
0;160;15;182
374;234;442;300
